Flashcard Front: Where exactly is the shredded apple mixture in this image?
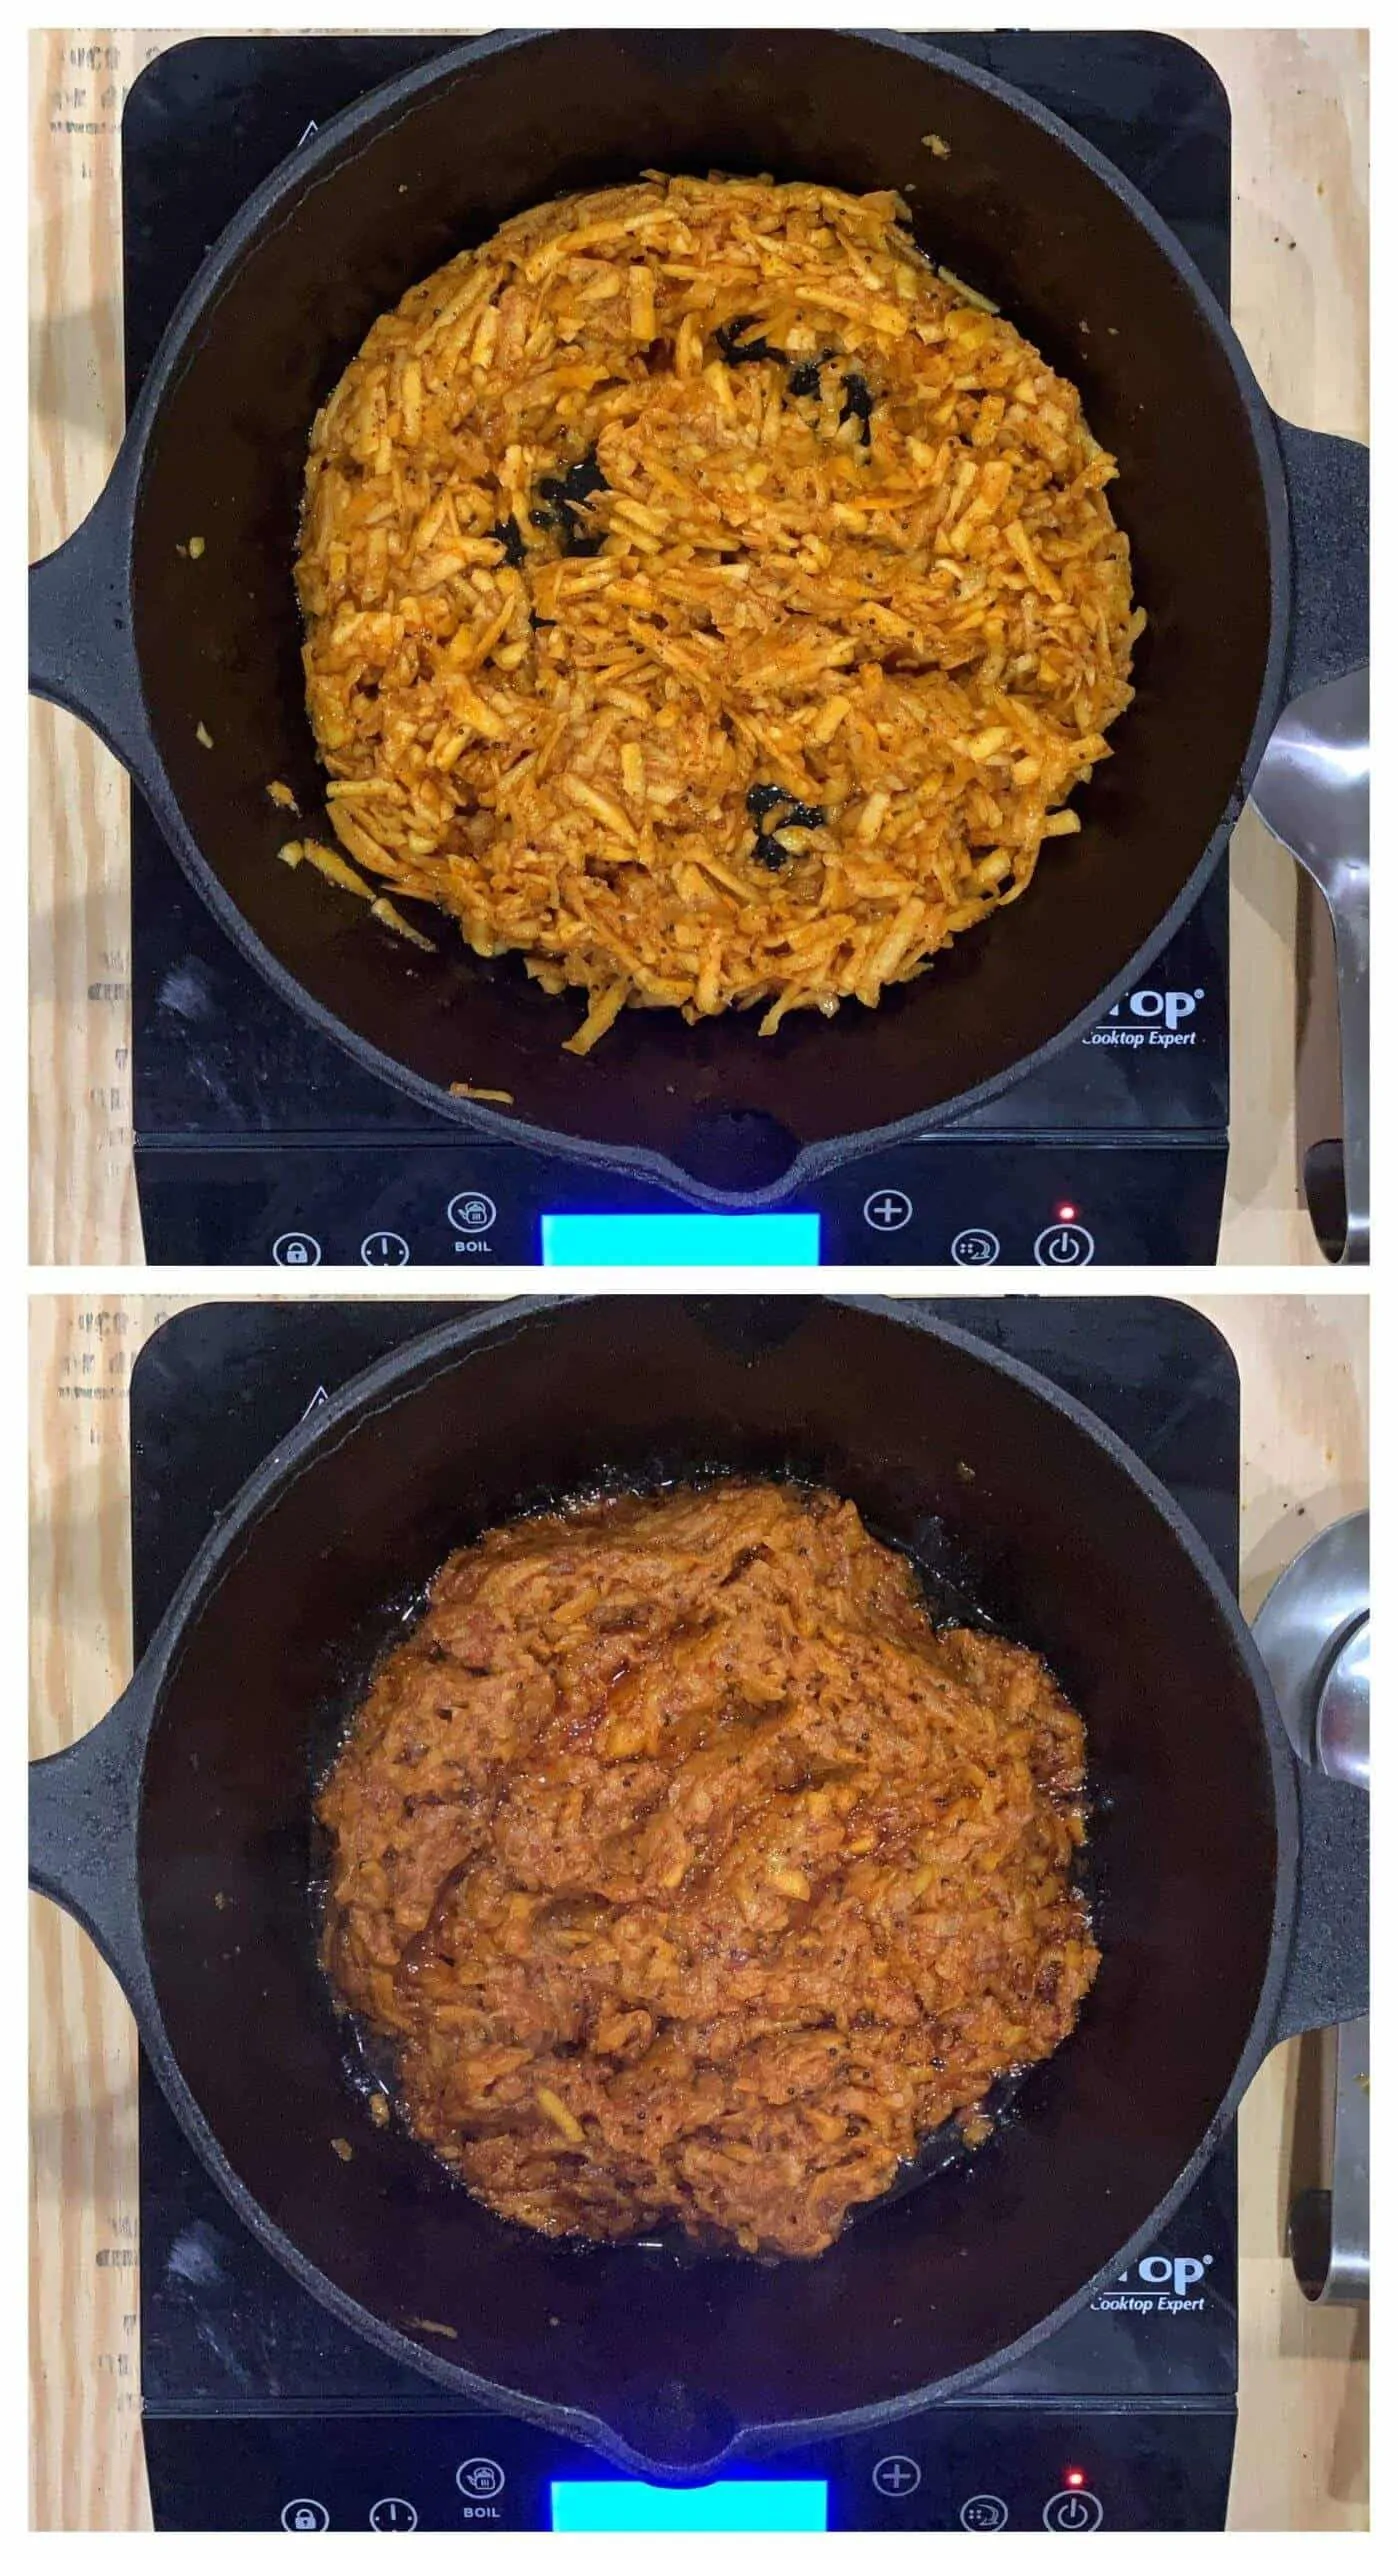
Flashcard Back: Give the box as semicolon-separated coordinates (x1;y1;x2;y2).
295;175;1141;1054
316;1479;1099;2258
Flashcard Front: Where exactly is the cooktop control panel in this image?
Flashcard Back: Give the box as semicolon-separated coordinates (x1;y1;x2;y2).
133;1134;1229;1268
143;2407;1238;2533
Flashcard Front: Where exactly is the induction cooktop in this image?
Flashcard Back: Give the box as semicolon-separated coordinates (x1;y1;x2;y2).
133;1294;1241;2529
124;32;1232;1269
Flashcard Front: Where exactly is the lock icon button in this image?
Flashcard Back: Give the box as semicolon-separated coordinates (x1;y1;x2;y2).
273;1232;323;1268
281;2499;329;2531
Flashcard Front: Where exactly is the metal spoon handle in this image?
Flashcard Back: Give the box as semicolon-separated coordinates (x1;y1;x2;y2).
1288;2011;1369;2304
1327;884;1369;1264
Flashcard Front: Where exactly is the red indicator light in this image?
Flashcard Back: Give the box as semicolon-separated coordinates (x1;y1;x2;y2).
1064;2470;1087;2491
1055;1203;1078;1223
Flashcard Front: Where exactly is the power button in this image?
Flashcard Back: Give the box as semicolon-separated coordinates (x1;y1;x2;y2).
1043;2490;1103;2532
1033;1222;1095;1268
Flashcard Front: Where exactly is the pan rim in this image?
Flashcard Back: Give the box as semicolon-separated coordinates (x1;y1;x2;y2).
112;1292;1295;2477
112;27;1290;1201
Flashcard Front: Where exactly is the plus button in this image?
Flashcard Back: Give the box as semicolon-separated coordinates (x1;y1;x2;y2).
872;2455;923;2499
862;1188;914;1234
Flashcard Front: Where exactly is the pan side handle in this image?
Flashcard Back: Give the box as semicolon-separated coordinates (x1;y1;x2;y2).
1274;416;1370;706
1269;1756;1369;2048
29;445;162;791
29;1671;155;2014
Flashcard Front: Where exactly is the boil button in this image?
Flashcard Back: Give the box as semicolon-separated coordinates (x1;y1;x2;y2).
456;2459;506;2501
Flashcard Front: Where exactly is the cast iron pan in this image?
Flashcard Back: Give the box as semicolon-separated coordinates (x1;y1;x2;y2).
28;30;1369;1208
29;1298;1368;2479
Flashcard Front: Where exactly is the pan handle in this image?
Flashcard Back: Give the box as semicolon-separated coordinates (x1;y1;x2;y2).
1274;416;1370;706
1269;1754;1369;2048
29;1670;155;2013
28;447;161;791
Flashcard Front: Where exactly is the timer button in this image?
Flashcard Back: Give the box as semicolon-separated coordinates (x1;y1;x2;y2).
360;1229;411;1267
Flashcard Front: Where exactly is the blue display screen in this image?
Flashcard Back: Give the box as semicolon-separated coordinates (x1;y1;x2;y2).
540;1213;821;1267
550;2480;829;2531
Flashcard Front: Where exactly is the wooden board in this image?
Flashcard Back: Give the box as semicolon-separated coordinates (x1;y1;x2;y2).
28;1289;1370;2530
29;1291;192;2534
27;28;1369;1266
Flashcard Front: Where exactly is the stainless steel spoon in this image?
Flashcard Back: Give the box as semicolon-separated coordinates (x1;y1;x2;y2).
1251;667;1369;1262
1253;1512;1369;2306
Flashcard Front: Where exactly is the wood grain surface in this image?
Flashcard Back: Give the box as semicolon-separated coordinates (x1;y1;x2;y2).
29;1289;1370;2530
27;28;1369;1267
29;1291;192;2534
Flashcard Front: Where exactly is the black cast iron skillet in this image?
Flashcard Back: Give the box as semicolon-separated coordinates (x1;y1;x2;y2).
30;1297;1367;2480
28;30;1369;1210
